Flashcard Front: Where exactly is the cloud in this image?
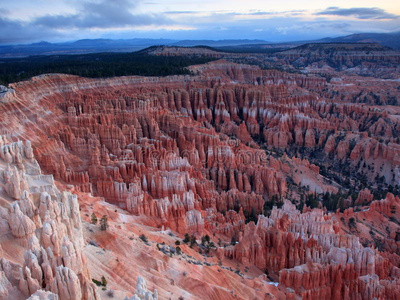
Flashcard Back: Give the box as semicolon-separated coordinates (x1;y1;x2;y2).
164;10;305;18
275;22;351;35
0;2;399;44
164;11;199;15
33;0;171;29
0;17;61;44
0;0;173;43
316;7;399;20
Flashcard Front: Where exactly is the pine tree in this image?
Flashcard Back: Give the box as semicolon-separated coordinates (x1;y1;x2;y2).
139;234;148;243
91;213;98;225
190;235;197;248
101;276;107;287
183;233;190;244
100;215;109;231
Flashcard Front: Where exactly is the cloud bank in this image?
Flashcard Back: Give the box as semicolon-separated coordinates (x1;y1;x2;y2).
0;1;399;44
316;7;399;20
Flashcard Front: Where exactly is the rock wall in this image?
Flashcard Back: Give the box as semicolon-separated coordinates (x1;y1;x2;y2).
225;200;400;299
0;137;98;300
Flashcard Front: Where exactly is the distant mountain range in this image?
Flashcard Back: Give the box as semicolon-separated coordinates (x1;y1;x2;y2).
0;32;398;58
0;39;178;58
173;39;270;47
309;32;400;50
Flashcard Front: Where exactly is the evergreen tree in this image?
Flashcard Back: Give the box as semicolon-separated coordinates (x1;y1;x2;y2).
91;213;98;225
101;276;107;287
139;234;148;243
183;233;190;244
100;215;109;231
190;235;197;248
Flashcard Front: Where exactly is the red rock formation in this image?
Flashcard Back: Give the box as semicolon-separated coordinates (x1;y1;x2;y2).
1;59;400;299
355;188;374;206
0;139;99;300
226;200;400;299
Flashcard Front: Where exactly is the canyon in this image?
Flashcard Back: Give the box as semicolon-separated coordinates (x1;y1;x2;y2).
0;44;400;299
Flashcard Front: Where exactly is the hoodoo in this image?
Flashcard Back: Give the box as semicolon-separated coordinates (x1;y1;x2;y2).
1;40;400;299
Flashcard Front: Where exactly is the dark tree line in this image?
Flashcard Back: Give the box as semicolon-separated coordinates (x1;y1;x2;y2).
0;51;216;85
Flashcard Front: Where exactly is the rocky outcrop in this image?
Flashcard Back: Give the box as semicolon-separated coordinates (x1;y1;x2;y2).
276;43;400;70
27;290;58;300
0;138;98;300
226;200;400;299
0;58;400;299
124;276;158;300
355;188;374;206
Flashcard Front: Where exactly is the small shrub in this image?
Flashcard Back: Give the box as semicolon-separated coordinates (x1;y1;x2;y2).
100;215;109;231
175;240;181;245
183;233;190;244
101;276;107;287
139;234;148;243
190;235;197;248
93;276;108;287
201;234;210;246
92;279;102;286
176;246;182;255
91;213;98;225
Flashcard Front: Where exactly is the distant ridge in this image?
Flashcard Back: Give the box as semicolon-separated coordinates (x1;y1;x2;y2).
172;39;269;47
305;32;400;50
0;32;398;58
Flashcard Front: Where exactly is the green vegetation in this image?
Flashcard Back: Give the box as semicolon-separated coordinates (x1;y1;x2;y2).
263;194;283;217
183;233;190;244
245;207;258;224
305;193;319;209
101;276;107;287
190;235;197;248
139;234;148;243
92;279;102;286
0;50;216;85
100;215;108;231
322;191;347;212
91;213;98;225
201;234;210;246
92;276;107;287
200;234;215;253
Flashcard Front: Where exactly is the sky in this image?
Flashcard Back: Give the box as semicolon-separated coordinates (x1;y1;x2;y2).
0;0;399;44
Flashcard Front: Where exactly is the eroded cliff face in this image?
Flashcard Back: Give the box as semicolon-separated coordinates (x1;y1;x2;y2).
0;137;99;300
0;59;399;299
276;43;400;69
226;199;400;299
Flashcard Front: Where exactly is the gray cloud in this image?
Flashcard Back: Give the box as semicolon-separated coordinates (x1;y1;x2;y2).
0;8;62;44
0;2;399;44
0;21;59;44
316;7;399;20
0;0;172;44
33;0;171;29
165;10;305;17
164;11;200;15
